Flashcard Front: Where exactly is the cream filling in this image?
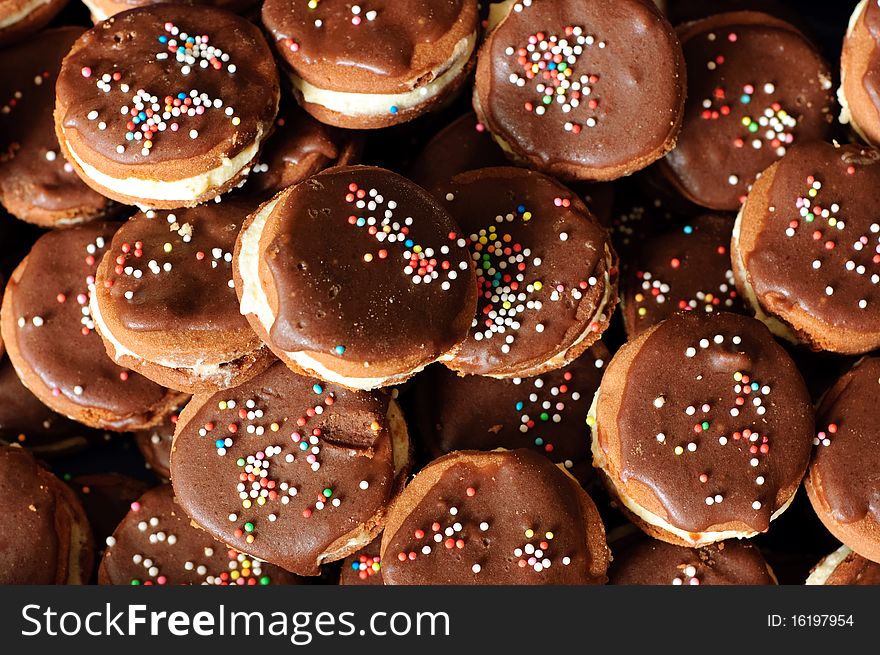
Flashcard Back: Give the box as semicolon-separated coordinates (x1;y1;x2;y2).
805;544;853;585
90;290;233;383
588;386;797;547
291;32;476;117
80;0;109;22
839;0;868;129
731;205;801;344
0;0;50;29
63;126;264;203
486;0;517;31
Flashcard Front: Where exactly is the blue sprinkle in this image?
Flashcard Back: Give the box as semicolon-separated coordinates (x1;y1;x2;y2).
351;563;359;570
334;345;346;355
683;225;694;235
125;133;134;140
389;105;398;114
178;92;186;100
534;438;544;446
299;442;308;451
515;402;524;411
312;383;323;395
158;35;168;43
215;439;225;448
356;217;366;227
404;239;414;248
740;95;750;104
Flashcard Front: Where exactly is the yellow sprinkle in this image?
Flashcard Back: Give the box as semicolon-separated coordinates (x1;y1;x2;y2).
479;236;488;245
231;116;240;126
257;497;266;506
741;117;750;126
523;212;532;221
638;308;647;317
270;422;279;432
363;253;373;262
163;243;172;253
586;416;596;427
413;245;422;253
230;570;240;580
533;281;543;291
734;371;743;381
241;559;251;569
674;446;684;455
370;421;380;432
525;529;534;539
545;531;554;540
218;400;227;410
245;535;254;544
242;499;252;509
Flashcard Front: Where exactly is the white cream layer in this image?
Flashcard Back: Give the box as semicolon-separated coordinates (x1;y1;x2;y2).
63;126;264;203
588;386;797;546
838;0;868;130
0;0;51;29
291;33;476;117
805;544;853;585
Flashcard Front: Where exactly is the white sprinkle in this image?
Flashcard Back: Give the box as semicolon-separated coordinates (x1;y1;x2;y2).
472;564;481;574
559;232;568;241
359;480;369;490
752;501;762;510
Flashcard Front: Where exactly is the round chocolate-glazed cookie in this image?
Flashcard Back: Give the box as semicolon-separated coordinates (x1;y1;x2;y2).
805;356;880;563
609;537;775;585
170;362;411;576
0;444;94;584
658;12;834;211
0;355;97;456
99;484;304;585
234;165;477;390
0;223;187;431
435;167;617;378
0;0;68;47
840;0;880;148
474;0;686;181
590;312;814;547
242;102;362;199
732;141;880;354
380;449;608;584
806;545;880;585
622;213;743;339
133;401;185;478
262;0;479;129
91;199;275;394
339;541;383;585
82;0;258;24
415;342;608;472
54;5;280;208
0;27;113;227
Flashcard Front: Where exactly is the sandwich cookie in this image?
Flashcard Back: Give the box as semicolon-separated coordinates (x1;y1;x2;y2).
54;5;280;208
806;545;880;585
435;167;617;378
0;444;94;584
0;0;68;47
621;213;743;339
234;165;477;390
99;484;304;585
0;27;113;227
590;312;814;547
474;0;686;181
732;141;880;354
805;356;880;563
840;0;880;147
659;12;834;211
81;0;258;24
91;199;275;394
380;449;609;584
262;0;479;129
0;223;187;431
170;362;411;576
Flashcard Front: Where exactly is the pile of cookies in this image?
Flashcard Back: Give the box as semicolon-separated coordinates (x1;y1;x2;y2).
0;0;878;586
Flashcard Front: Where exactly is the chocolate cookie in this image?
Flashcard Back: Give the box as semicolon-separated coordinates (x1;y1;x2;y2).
133;402;185;478
658;12;834;211
0;222;187;431
622;213;743;338
434;167;617;378
415;342;608;473
91;199;274;393
732;141;880;354
806;545;880;584
474;0;686;181
242;102;362;199
99;484;303;585
609;537;775;585
380;449;608;584
591;312;814;546
0;355;96;455
54;5;280;208
840;0;880;147
0;27;113;227
0;444;94;584
262;0;479;128
0;0;68;47
82;0;258;23
339;541;383;585
805;356;880;563
170;362;410;576
234;165;477;390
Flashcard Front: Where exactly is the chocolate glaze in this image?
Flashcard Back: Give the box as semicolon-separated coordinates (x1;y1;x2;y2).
623;213;743;338
747;142;880;334
812;357;880;525
416;342;608;465
339;542;383;585
434;167;614;375
264;166;475;366
56;6;279;167
616;312;813;533
4;223;174;426
478;0;684;172
0;444;88;584
822;549;880;585
133;404;183;478
862;1;880;116
665;13;833;210
0;356;94;454
99;484;302;585
382;449;605;584
0;27;109;221
103;199;255;333
263;0;468;86
609;537;773;585
171;362;398;575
